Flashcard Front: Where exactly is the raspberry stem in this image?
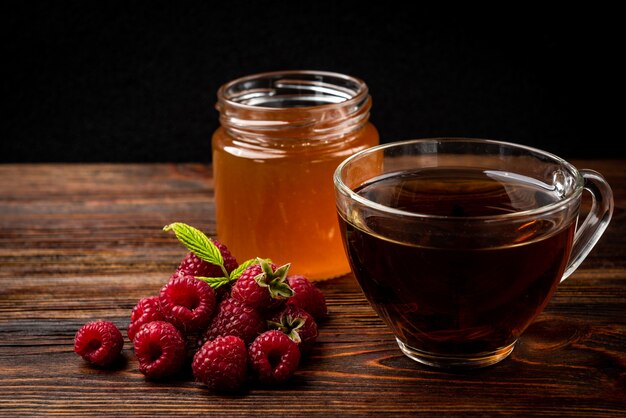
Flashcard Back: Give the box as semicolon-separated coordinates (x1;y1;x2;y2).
254;258;295;299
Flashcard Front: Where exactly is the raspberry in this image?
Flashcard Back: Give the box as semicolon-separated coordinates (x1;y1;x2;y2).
127;296;165;341
232;263;272;309
133;321;186;379
269;305;318;354
201;298;265;346
248;330;300;385
74;320;124;367
231;259;293;311
159;276;216;333
287;275;327;319
192;336;248;392
176;238;238;277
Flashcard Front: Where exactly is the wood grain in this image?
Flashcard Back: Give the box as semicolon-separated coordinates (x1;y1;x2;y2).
1;162;625;416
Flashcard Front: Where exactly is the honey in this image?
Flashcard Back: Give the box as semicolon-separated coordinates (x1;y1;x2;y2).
212;71;378;280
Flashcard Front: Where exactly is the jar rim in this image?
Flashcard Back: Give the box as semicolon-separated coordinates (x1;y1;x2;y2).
217;70;369;111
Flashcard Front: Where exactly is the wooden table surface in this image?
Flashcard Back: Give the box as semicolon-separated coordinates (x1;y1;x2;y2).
1;162;625;416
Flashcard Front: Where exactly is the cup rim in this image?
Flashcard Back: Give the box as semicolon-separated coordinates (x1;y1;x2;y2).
333;138;584;221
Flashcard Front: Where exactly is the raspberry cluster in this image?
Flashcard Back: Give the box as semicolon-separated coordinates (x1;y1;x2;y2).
74;222;327;393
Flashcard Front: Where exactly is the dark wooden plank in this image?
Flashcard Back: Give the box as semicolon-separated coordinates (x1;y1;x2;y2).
1;162;625;416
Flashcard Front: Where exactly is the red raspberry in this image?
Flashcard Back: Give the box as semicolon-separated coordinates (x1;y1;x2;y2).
201;298;265;346
159;276;216;333
248;330;300;385
269;305;318;354
176;239;238;277
231;260;293;311
74;320;124;367
133;321;186;379
192;336;248;392
232;263;272;309
287;275;327;319
127;296;165;341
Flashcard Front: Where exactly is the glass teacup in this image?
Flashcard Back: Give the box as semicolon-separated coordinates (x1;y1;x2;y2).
334;138;613;368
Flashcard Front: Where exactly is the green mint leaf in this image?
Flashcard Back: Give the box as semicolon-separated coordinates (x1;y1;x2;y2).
163;222;225;269
196;276;230;289
229;258;259;281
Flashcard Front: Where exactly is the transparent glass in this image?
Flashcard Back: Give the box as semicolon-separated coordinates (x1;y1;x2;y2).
334;138;613;368
213;70;379;280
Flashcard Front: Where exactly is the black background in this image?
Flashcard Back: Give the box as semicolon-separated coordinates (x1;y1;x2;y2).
1;2;621;162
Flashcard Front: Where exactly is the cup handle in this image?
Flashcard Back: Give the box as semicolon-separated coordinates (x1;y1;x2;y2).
561;169;614;282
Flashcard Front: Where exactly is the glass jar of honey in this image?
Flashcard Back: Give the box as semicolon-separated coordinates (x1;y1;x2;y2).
212;70;378;280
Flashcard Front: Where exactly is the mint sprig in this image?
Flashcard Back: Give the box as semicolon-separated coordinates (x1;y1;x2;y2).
164;223;283;292
163;222;228;278
196;257;262;289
